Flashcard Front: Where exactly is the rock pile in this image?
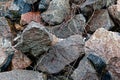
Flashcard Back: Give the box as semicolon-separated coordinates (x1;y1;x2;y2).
0;0;119;80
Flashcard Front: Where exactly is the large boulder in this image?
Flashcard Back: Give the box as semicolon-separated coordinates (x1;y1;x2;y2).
0;70;44;80
41;0;70;25
14;21;52;57
23;0;38;4
36;35;85;74
49;14;86;38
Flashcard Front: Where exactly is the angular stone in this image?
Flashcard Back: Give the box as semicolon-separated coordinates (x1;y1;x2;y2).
86;9;114;33
13;0;32;14
71;56;98;80
11;50;31;69
36;35;85;74
108;3;120;26
107;57;120;80
23;0;38;4
14;21;52;57
20;12;41;25
41;0;70;25
85;28;120;63
0;70;44;80
49;14;86;38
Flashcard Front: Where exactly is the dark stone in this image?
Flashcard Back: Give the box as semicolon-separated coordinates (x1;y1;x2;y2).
87;53;106;75
13;0;32;14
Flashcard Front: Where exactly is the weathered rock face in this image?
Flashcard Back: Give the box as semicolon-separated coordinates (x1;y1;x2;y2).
14;21;52;57
20;12;41;25
11;50;31;69
36;35;85;74
23;0;38;4
108;1;120;26
85;28;120;63
86;9;114;33
13;0;32;14
0;70;44;80
39;0;51;12
71;56;98;80
49;14;86;38
41;0;70;25
107;57;120;80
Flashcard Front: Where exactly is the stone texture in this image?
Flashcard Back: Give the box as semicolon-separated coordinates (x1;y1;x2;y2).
71;56;98;80
23;0;38;4
20;12;41;25
85;28;120;63
11;50;31;69
86;9;114;33
107;57;120;80
108;2;120;26
14;21;52;57
0;70;44;80
39;0;51;12
41;0;70;25
49;14;86;38
36;35;85;74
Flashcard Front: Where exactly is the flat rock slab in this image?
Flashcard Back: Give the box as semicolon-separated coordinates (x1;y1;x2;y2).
85;28;120;63
0;70;43;80
36;35;85;74
14;21;52;57
86;9;114;33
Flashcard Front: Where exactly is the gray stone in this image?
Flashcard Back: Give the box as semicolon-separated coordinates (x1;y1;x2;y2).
71;56;98;80
49;14;86;38
86;9;114;33
0;70;44;80
14;21;52;57
36;35;85;74
23;0;38;4
41;0;70;25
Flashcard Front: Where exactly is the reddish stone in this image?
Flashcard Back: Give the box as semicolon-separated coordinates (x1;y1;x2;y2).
11;50;31;69
85;28;120;63
20;12;41;25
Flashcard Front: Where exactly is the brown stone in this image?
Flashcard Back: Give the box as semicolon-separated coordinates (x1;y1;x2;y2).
86;9;114;33
85;28;120;63
20;12;41;25
11;50;31;69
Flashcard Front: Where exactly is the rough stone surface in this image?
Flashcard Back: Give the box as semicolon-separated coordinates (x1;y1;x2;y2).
71;56;98;80
49;14;86;38
23;0;37;4
86;9;114;33
107;57;120;80
0;70;44;80
85;28;120;63
20;12;41;25
41;0;70;25
14;21;52;57
108;3;120;26
36;35;85;74
39;0;51;12
11;50;31;69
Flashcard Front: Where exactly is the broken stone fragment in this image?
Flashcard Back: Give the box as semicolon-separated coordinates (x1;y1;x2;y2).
36;35;85;74
11;50;31;69
20;12;41;25
14;21;52;57
49;14;86;38
41;0;70;25
85;28;120;64
86;9;114;33
0;70;44;80
71;56;99;80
